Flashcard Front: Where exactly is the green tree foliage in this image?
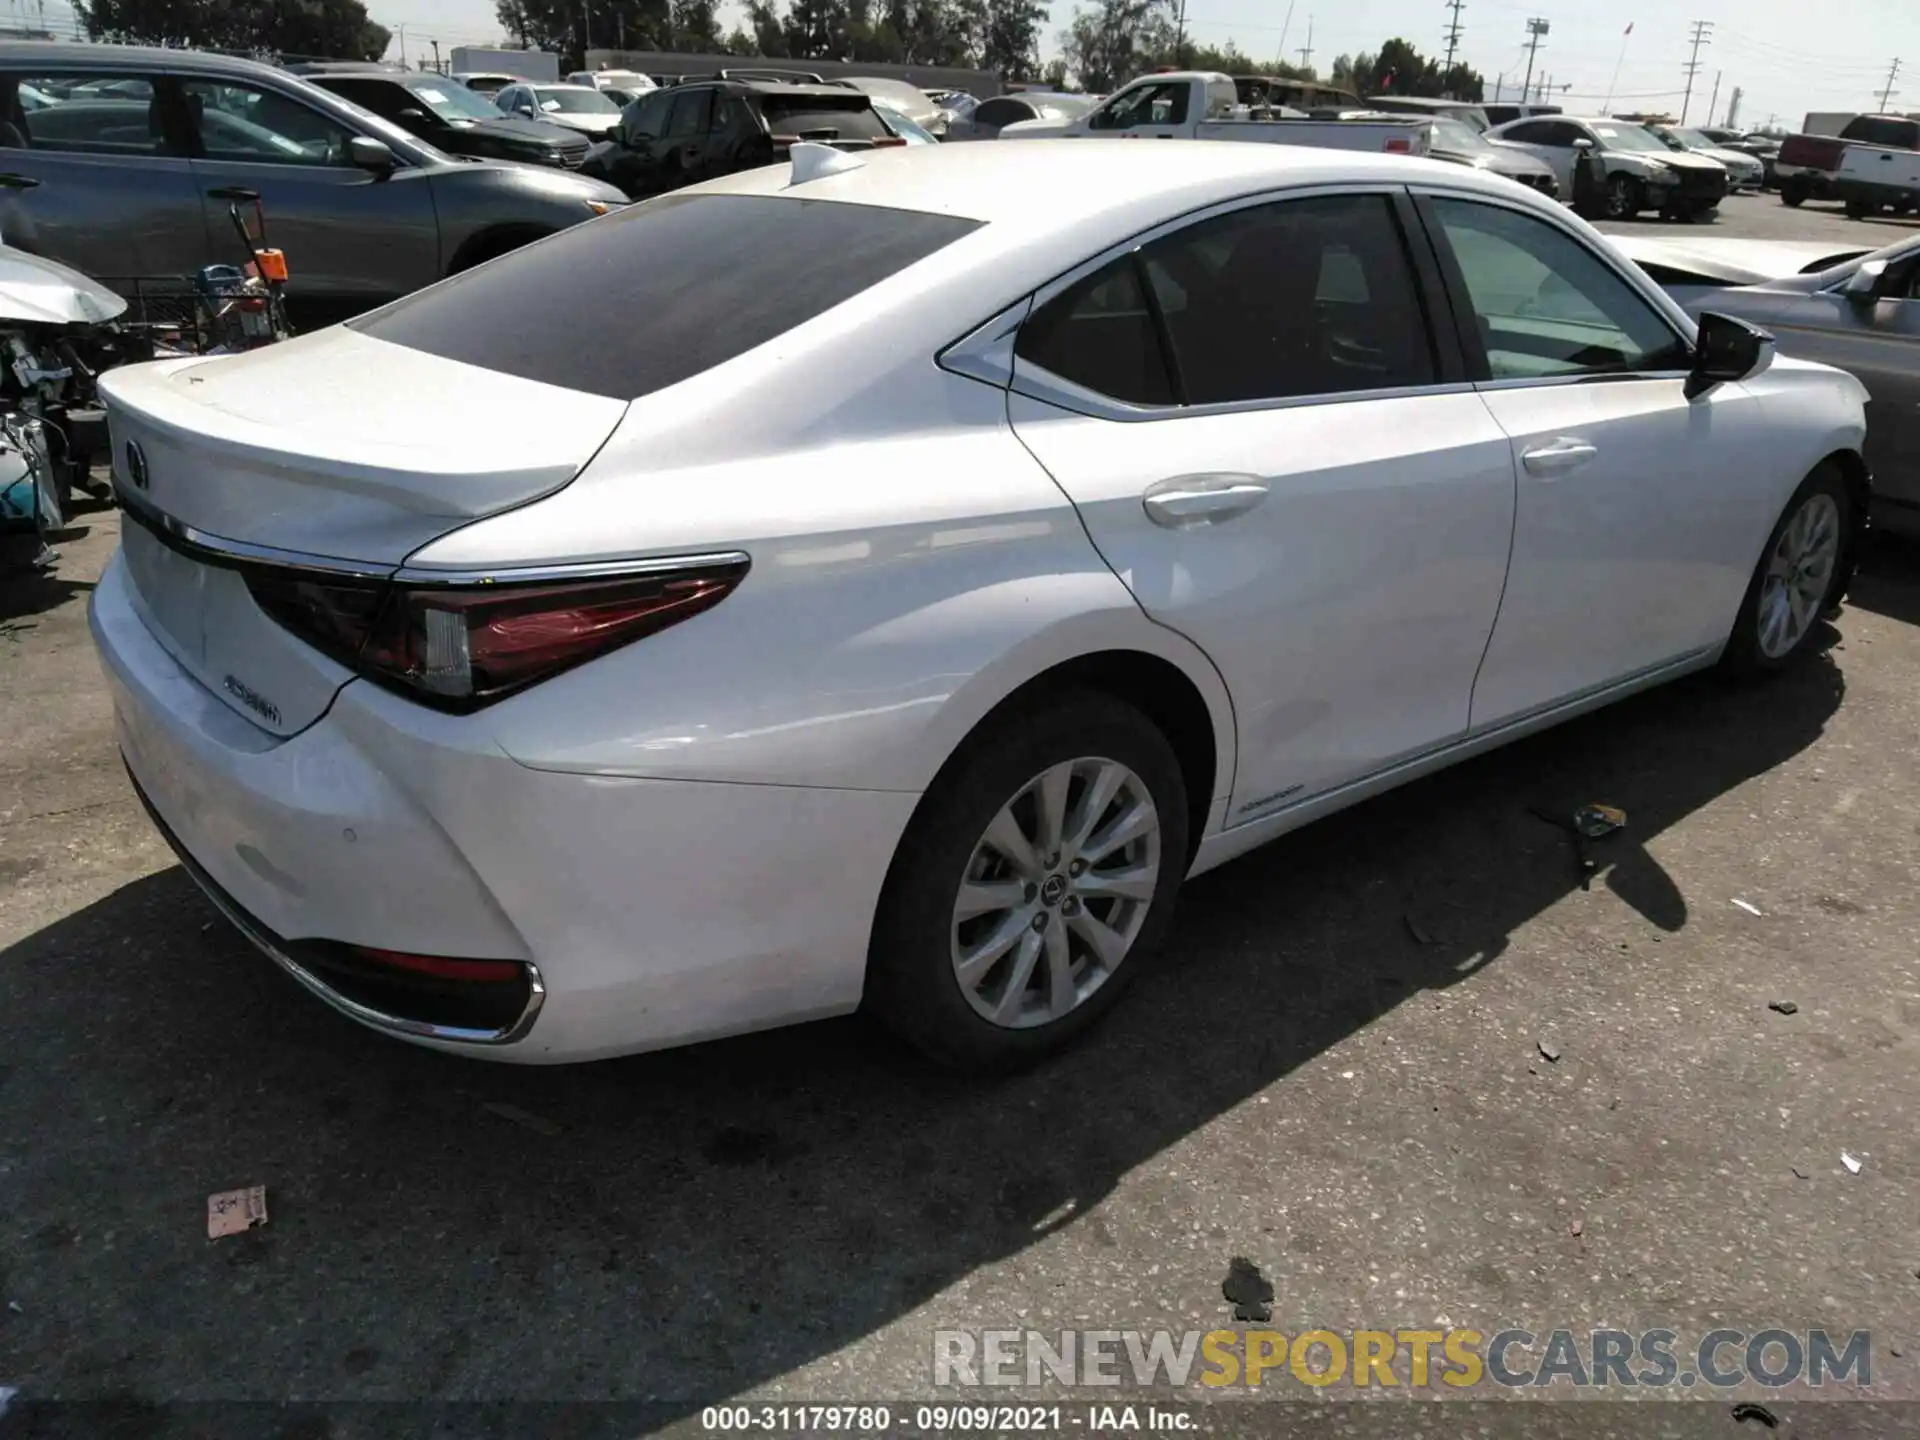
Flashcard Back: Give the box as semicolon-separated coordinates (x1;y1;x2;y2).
1060;0;1166;92
81;0;390;59
1330;37;1483;100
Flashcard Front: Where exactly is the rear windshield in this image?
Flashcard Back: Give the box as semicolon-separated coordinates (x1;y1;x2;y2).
351;193;982;399
1840;115;1920;148
758;95;889;141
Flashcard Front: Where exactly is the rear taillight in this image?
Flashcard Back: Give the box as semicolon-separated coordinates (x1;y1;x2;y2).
245;557;748;713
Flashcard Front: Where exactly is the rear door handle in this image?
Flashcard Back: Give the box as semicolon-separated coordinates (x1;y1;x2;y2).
0;173;40;190
207;186;260;202
1142;474;1270;528
1521;438;1599;476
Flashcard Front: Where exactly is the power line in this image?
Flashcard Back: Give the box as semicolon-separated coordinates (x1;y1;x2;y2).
1878;58;1901;113
1680;19;1712;124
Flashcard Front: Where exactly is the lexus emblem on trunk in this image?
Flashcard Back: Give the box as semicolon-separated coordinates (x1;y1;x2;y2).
125;439;148;490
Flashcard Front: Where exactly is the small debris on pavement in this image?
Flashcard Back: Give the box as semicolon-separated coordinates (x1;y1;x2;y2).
206;1185;267;1240
1569;1218;1584;1237
1791;1166;1809;1180
1732;898;1764;917
1538;1040;1561;1063
1842;1152;1863;1174
1768;1000;1799;1015
1573;803;1627;839
5;1300;19;1313
0;1386;16;1420
1891;1344;1903;1358
1730;1401;1780;1429
481;1101;561;1137
1222;1255;1275;1322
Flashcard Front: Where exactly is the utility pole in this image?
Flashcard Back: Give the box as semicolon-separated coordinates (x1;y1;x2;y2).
1442;0;1464;77
617;11;625;50
1680;20;1712;124
1706;69;1721;126
581;0;593;59
1725;84;1742;128
1297;16;1314;73
1878;58;1901;112
395;22;405;68
1494;71;1503;102
1172;0;1188;67
1520;18;1548;106
429;38;441;74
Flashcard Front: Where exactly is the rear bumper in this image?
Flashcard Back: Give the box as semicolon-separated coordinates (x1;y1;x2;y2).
90;549;921;1062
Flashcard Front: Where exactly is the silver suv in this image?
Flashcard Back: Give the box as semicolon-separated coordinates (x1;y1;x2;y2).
0;42;627;326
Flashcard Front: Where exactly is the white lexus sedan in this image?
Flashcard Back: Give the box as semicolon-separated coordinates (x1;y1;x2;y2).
91;141;1868;1070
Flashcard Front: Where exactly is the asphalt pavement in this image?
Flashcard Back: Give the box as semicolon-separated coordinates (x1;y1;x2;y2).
2;192;1919;1438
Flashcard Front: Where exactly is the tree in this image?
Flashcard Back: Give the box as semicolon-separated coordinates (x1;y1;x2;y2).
1061;0;1166;93
671;0;724;50
975;0;1046;78
745;0;790;54
81;0;390;59
1041;55;1069;88
722;23;756;51
1332;37;1483;100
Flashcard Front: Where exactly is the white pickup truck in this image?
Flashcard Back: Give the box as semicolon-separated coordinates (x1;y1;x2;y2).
998;71;1433;156
1834;123;1920;218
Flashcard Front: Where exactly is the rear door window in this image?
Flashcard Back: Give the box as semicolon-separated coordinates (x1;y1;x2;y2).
351;193;982;399
667;88;711;138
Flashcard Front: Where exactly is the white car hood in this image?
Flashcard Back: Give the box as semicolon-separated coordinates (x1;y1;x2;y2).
0;243;127;325
1611;235;1874;285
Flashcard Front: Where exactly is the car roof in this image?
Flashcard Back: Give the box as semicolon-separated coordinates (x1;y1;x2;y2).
0;39;283;79
528;82;599;92
692;136;1533;233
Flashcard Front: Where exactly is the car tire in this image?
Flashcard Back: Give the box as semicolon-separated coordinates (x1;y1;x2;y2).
1780;178;1807;207
1604;172;1643;220
865;690;1190;1071
1721;464;1852;676
1844;198;1872;220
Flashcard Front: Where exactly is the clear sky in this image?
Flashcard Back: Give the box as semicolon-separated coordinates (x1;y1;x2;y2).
17;0;1914;131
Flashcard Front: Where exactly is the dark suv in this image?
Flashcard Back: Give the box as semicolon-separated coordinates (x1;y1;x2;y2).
581;79;902;199
309;71;590;170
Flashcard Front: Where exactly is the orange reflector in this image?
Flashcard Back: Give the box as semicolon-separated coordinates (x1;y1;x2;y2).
254;248;288;282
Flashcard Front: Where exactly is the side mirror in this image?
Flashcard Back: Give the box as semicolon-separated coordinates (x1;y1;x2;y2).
1843;260;1887;305
1686;311;1774;400
396;107;429;123
348;135;398;174
1572;138;1595;152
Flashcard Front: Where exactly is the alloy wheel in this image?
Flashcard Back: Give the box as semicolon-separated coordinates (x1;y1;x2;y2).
1605;175;1635;219
1757;492;1840;659
949;756;1162;1029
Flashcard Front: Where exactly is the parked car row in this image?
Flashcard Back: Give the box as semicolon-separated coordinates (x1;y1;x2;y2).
0;42;627;327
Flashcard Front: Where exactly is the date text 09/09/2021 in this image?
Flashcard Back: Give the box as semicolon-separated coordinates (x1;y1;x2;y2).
700;1405;1186;1432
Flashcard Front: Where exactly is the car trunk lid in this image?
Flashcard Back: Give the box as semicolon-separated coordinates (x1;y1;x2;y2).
100;326;630;736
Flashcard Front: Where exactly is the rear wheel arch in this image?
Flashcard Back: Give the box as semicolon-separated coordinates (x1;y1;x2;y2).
917;648;1227;871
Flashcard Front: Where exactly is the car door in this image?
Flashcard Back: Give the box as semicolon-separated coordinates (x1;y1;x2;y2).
660;86;714;188
1082;79;1192;139
1416;191;1773;728
0;66;205;290
179;75;440;325
1497;119;1579;192
1003;189;1517;821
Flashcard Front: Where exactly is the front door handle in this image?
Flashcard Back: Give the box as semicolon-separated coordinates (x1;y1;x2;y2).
1142;474;1270;528
0;173;40;190
1521;438;1599;476
207;186;260;202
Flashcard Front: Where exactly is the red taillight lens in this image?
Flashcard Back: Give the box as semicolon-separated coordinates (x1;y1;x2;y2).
245;557;749;713
872;135;908;147
350;946;525;983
